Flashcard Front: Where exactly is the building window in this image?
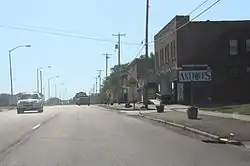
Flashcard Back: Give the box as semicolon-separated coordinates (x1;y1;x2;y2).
170;41;173;59
246;39;250;52
229;39;238;55
160;48;164;66
166;44;169;63
159;49;162;66
173;40;176;59
162;47;165;64
165;45;168;63
164;46;167;64
155;52;159;69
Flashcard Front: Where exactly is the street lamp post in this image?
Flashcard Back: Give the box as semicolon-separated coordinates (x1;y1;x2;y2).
59;83;65;100
48;76;59;99
9;45;31;106
37;66;51;94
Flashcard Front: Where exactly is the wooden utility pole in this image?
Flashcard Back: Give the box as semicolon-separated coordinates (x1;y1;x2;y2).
102;53;111;79
144;0;149;109
113;33;125;66
113;33;125;104
95;77;98;94
97;70;103;93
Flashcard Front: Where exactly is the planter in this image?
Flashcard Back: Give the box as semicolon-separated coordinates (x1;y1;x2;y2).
156;105;164;113
187;107;198;119
125;103;132;108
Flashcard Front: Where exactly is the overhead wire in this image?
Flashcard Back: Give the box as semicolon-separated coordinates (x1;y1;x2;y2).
0;24;141;46
148;0;221;44
126;0;216;66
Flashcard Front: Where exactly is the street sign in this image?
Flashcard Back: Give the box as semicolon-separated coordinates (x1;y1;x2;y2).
127;77;138;87
178;70;212;82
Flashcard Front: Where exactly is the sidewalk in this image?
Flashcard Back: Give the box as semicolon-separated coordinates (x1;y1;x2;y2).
101;103;250;122
166;104;250;122
99;103;156;111
141;110;250;142
100;103;250;142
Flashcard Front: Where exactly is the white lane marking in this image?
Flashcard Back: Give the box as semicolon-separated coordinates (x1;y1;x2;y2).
32;124;41;130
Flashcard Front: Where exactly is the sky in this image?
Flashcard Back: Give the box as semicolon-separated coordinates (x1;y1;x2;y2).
0;0;249;99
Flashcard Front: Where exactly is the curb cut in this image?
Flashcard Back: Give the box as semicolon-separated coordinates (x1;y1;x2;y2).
138;113;243;146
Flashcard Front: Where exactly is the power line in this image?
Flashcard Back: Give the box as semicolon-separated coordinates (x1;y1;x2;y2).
127;44;145;65
187;0;210;15
126;0;214;65
148;0;221;44
0;24;141;46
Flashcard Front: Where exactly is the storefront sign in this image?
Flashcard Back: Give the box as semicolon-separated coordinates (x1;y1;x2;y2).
178;70;212;82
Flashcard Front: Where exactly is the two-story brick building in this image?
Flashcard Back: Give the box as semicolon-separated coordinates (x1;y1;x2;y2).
121;57;158;103
155;15;250;104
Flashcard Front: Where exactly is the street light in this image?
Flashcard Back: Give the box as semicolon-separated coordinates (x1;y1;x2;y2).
37;66;51;94
9;45;31;106
48;76;59;99
59;83;65;101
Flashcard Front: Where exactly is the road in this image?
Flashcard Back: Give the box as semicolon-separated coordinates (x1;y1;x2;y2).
0;105;250;166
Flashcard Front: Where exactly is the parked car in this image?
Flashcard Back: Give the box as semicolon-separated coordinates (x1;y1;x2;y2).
17;92;44;114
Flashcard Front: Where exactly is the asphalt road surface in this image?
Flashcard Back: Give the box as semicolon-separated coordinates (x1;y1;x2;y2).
0;105;250;166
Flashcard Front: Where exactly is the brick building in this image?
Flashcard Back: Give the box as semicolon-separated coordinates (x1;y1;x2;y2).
155;15;250;104
121;58;158;103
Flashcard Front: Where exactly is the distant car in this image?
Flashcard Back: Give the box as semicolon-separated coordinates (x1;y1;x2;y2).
17;92;44;114
76;96;90;106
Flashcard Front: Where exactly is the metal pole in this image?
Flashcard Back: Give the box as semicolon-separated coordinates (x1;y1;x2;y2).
144;0;149;109
106;54;108;78
37;69;39;93
133;86;135;110
113;33;125;104
40;70;43;95
48;79;51;98
118;34;121;66
9;51;14;106
104;53;111;78
99;75;102;93
191;81;194;107
97;70;103;93
55;84;57;98
95;77;98;94
43;87;45;100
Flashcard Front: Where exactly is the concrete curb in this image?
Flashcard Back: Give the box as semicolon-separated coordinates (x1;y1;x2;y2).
138;113;220;140
97;104;157;111
138;113;244;146
98;104;141;111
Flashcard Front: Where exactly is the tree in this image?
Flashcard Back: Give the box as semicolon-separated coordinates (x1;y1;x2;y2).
100;63;129;102
139;52;154;59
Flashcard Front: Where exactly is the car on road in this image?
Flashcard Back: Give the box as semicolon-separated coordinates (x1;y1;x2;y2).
17;92;44;114
76;96;90;106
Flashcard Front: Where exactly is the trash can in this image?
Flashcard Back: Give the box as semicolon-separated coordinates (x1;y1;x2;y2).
187;106;198;119
156;105;164;113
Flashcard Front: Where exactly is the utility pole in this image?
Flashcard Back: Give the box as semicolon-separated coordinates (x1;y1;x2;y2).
40;70;43;95
92;85;95;95
102;53;111;79
97;70;103;93
37;69;40;93
144;0;149;109
113;33;126;66
48;79;51;98
113;33;125;104
95;77;98;94
55;84;57;98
